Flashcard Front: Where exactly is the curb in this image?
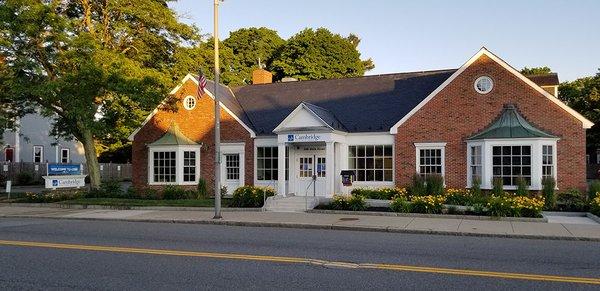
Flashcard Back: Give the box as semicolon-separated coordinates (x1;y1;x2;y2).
4;203;262;212
1;214;597;242
308;209;548;223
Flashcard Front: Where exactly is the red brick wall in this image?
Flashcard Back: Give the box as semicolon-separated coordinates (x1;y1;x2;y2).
132;79;254;191
395;54;587;191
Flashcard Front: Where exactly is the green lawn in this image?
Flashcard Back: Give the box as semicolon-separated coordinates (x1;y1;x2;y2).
59;198;233;207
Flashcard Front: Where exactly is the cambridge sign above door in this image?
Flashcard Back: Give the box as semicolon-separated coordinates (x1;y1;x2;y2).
287;133;326;143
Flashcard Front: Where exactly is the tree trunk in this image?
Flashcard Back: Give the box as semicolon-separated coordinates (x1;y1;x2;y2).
80;128;101;190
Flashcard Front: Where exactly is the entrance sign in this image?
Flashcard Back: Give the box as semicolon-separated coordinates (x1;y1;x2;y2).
43;164;86;189
48;164;81;175
287;133;325;143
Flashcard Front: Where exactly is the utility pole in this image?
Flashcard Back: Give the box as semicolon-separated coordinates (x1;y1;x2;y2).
213;0;222;219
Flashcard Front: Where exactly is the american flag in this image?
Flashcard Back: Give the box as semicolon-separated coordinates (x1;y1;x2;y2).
197;68;207;96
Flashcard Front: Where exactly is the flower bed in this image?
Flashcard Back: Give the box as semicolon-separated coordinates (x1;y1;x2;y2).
322;187;545;218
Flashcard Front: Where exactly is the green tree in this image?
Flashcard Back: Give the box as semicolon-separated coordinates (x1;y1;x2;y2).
559;69;600;148
0;0;199;189
270;28;373;81
521;66;552;75
223;27;284;85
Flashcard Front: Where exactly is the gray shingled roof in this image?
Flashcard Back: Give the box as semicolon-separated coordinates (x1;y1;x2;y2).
201;70;559;136
231;70;457;135
468;104;557;140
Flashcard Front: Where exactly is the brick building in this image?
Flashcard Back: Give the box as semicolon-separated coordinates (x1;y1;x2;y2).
130;48;592;196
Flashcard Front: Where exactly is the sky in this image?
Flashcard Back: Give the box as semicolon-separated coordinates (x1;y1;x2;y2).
169;0;600;82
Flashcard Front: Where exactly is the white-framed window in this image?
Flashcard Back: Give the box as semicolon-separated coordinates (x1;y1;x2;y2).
474;76;494;94
492;145;532;186
257;147;278;181
348;145;393;182
61;148;70;164
225;154;240;180
542;145;554;179
183;151;197;182
149;146;201;185
299;157;313;178
469;145;482;185
153;151;177;183
183;96;196;110
415;143;445;177
33;146;44;163
316;157;326;177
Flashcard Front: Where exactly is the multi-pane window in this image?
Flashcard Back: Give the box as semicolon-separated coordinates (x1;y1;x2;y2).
470;146;482;184
299;157;313;178
257;147;278;181
542;145;554;179
183;151;196;182
153;151;176;183
316;157;326;177
348;145;393;182
33;146;43;163
61;148;70;163
492;145;531;186
418;148;443;176
225;154;240;180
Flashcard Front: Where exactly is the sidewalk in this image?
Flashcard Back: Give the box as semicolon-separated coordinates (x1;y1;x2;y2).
1;204;600;241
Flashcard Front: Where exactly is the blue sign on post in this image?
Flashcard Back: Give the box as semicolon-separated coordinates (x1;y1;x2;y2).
48;164;81;175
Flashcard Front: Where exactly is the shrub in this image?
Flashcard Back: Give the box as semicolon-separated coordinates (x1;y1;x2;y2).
330;195;349;210
590;196;600;216
197;178;208;199
230;185;275;207
588;180;600;200
513;195;545;218
390;196;411;213
487;196;519;217
425;174;444;196
446;205;461;215
347;195;367;211
492;177;504;196
515;177;529;197
409;173;426;196
541;177;556;210
410;195;445;214
471;203;486;215
162;185;192;200
351;187;406;200
556;189;588;212
16;172;35;185
471;177;482;197
444;188;488;206
23;190;85;203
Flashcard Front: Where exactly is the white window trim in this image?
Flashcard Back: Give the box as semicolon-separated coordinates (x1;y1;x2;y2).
148;145;201;186
414;142;446;177
33;145;44;163
474;76;494;94
60;148;70;164
467;138;558;191
220;143;245;188
183;95;196;110
255;145;280;182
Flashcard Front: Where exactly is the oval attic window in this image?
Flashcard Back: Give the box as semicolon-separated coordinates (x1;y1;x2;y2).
183;96;196;110
474;76;493;94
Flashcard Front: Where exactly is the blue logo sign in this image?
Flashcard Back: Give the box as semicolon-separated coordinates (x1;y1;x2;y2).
52;180;59;187
48;164;81;175
287;134;294;142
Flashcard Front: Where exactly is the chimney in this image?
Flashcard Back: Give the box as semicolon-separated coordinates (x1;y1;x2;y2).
252;69;273;85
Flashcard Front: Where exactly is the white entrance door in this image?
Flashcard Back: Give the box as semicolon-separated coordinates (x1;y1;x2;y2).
223;153;241;195
296;154;327;196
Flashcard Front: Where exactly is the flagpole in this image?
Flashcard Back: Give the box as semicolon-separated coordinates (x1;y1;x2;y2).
213;0;222;219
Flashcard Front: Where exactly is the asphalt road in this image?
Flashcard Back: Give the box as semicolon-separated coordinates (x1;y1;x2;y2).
0;218;599;290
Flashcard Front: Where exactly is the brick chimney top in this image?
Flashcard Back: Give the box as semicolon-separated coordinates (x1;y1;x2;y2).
252;69;273;85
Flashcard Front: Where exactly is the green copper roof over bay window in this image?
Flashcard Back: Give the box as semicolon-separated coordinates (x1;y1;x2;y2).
467;104;557;140
150;123;198;146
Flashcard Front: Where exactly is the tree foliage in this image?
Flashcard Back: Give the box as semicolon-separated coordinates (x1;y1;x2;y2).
0;0;199;188
521;66;552;75
559;69;600;148
270;28;373;81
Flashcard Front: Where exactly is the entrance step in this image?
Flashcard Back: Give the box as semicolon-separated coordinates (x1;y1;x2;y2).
263;196;320;212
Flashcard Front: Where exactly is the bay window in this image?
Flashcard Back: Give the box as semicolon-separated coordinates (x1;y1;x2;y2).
469;145;482;185
149;146;200;185
492;145;531;186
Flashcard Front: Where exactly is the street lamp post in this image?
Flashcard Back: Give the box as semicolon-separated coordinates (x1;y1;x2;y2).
213;0;222;219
